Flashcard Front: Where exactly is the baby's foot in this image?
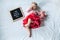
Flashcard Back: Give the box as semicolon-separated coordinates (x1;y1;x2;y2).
29;33;32;37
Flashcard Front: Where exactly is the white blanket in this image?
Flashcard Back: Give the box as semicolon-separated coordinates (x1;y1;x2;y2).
0;0;60;40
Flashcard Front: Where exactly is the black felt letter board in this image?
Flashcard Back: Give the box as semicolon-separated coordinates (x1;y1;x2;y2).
10;8;23;20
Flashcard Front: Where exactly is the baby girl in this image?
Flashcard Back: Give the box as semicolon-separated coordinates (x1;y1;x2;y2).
23;2;47;37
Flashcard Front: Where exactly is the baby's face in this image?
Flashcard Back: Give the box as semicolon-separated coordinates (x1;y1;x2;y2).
32;4;37;10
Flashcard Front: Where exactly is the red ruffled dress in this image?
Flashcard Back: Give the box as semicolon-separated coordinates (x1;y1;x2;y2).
23;11;42;29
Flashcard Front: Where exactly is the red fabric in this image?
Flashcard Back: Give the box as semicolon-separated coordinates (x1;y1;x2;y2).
23;12;41;29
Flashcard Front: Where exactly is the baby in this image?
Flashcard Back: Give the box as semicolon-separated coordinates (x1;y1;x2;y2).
23;2;47;37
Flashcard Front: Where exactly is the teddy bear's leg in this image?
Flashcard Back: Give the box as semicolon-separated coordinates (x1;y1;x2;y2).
25;18;32;37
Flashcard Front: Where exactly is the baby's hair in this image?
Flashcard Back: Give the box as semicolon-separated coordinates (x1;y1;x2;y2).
28;2;40;12
32;2;37;6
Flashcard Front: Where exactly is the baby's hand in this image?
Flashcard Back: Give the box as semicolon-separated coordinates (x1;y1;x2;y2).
42;11;45;13
39;11;47;20
41;11;47;17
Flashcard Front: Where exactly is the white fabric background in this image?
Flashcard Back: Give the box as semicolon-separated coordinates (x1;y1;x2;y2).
0;0;60;40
